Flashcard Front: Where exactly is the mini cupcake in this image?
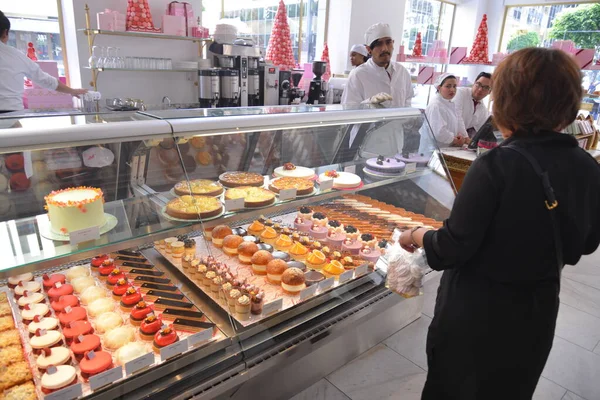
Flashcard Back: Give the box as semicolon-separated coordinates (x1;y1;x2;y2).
211;276;223;297
330;251;343;261
299;236;313;247
221;282;233;302
274;234;293;252
189;259;200;277
359;233;378;248
183;239;196;258
343;225;360;241
196;263;208;285
171;241;185;258
294;216;313;232
164;237;178;253
321;246;332;259
236;295;251;320
341;256;357;270
203;271;217;288
182;255;193;270
326;220;344;234
259;227;278;245
298;206;313;220
310;212;328;227
247;220;265;236
228;289;242;309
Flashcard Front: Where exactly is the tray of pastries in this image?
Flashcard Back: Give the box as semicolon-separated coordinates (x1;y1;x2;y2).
163;195;224;221
1;249;225;399
268;177;316;196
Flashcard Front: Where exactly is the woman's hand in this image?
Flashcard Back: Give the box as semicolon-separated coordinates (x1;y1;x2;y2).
452;135;467;146
399;229;417;253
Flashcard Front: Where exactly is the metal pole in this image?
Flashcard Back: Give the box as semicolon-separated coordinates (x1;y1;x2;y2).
84;4;98;91
298;0;304;66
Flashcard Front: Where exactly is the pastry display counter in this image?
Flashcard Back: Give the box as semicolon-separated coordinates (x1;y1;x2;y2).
0;105;455;399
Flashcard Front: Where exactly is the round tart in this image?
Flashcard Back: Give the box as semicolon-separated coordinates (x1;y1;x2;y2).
58;306;87;326
48;283;74;301
219;171;264;188
28;316;59;334
269;177;314;196
174;179;223;197
166;195;223;220
41;365;78;394
120;288;142;312
14;280;41;297
153;325;179;353
63;320;94;344
21;303;50;322
224;186;276;208
140;314;162;341
130;301;153;326
70;334;101;359
273;164;315;179
30;329;63;352
8;272;33;288
107;269;126;286
36;347;71;370
91;254;109;268
80;350;113;381
17;292;45;308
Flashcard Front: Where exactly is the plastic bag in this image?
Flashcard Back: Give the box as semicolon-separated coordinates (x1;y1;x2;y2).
385;239;429;298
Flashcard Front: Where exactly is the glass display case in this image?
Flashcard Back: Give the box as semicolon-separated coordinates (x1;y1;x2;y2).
0;105;454;400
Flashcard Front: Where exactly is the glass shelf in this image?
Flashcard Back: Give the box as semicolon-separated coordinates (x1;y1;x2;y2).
85;67;198;73
79;28;211;42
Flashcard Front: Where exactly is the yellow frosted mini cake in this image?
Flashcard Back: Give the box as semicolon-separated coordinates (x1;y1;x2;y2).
45;187;105;235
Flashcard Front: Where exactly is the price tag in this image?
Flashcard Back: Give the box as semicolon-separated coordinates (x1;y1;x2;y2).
318;277;335;292
319;178;334;191
55;282;62;288
355;264;369;277
344;165;356;174
262;298;283;316
89;366;123;391
188;329;212;348
338;270;354;284
405;163;417;174
160;338;188;362
69;226;100;245
299;284;318;301
45;383;83;400
279;188;297;201
224;198;244;212
125;352;154;376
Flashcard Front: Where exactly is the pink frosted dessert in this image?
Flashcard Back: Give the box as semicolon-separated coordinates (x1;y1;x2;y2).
341;238;362;255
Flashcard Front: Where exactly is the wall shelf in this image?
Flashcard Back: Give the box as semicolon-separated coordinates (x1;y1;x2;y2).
85;67;198;73
79;28;211;43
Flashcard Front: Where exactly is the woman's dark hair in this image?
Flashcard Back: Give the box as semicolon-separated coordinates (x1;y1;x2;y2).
493;48;582;134
476;72;492;82
0;11;10;38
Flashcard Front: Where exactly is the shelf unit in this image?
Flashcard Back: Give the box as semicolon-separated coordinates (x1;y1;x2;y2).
82;4;209;91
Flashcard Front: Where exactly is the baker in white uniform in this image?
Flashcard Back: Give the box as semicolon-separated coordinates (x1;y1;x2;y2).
418;73;468;155
349;44;369;68
0;11;87;112
454;71;492;136
341;23;414;156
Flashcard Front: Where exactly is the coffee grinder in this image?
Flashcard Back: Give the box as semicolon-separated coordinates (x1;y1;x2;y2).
279;69;305;105
307;61;327;105
290;69;305;104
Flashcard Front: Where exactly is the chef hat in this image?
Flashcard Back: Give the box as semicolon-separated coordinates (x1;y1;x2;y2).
350;44;369;57
365;23;393;47
434;73;456;87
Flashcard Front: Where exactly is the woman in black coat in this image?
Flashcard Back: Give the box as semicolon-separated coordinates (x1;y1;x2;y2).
400;48;600;400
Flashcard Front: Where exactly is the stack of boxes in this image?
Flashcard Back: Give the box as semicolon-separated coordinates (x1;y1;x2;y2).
23;61;73;110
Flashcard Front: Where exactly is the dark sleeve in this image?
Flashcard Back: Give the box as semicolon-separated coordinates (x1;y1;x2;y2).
423;153;501;270
584;162;600;254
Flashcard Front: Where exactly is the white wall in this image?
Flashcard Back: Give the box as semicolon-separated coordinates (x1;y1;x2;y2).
326;0;353;74
63;0;203;105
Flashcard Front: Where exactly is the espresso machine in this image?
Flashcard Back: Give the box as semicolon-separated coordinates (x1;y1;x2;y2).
247;57;260;106
307;61;327;105
198;68;220;108
259;62;279;106
279;69;305;105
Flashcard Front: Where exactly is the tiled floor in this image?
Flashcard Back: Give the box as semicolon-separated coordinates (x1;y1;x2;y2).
289;250;600;400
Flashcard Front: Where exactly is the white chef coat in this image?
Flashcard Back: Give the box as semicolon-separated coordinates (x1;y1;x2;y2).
0;41;59;111
341;58;413;155
454;86;489;132
418;93;467;155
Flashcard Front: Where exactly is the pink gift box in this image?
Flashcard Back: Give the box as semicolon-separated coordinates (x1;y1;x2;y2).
450;47;467;64
573;49;594;69
417;66;434;84
192;26;209;38
97;10;126;32
396;46;406;62
24;88;73;110
33;61;58;89
162;15;186;36
166;2;195;36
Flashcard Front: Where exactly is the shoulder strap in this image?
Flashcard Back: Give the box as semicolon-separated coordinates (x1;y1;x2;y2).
504;144;564;279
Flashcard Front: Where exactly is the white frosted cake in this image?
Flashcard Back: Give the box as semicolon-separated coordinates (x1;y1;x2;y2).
274;163;315;179
318;170;362;189
45;187;105;235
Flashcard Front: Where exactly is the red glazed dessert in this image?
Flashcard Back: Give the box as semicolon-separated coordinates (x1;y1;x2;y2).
63;320;94;344
5;153;24;171
47;283;74;301
140;314;162;341
9;172;30;191
58;306;87;327
130;301;153;326
51;295;80;313
111;279;130;300
153;325;179;353
91;254;109;268
42;273;66;292
79;350;113;381
120;287;142;312
70;334;101;360
107;268;126;286
98;259;115;280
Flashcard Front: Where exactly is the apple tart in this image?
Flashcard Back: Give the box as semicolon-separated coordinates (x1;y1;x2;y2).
166;195;223;220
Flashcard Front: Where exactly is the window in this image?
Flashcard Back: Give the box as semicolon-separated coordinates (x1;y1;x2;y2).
217;0;325;65
3;1;65;76
402;0;455;57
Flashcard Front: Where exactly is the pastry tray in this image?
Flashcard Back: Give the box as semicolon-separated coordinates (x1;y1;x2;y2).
157;212;372;328
1;252;226;399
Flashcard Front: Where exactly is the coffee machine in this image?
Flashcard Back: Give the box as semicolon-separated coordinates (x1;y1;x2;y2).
198;68;220;108
247;58;260;106
307;61;327;105
279;69;305;105
259;62;279;106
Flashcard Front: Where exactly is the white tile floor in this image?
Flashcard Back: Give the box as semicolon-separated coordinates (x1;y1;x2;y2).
289;250;600;400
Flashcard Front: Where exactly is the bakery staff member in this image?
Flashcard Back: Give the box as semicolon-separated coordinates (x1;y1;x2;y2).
418;73;468;155
341;23;413;157
0;11;87;113
454;72;492;136
349;44;369;68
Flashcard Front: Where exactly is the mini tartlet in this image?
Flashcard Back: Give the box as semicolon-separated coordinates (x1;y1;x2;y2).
140;314;162;341
120;287;142;312
130;301;153;326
